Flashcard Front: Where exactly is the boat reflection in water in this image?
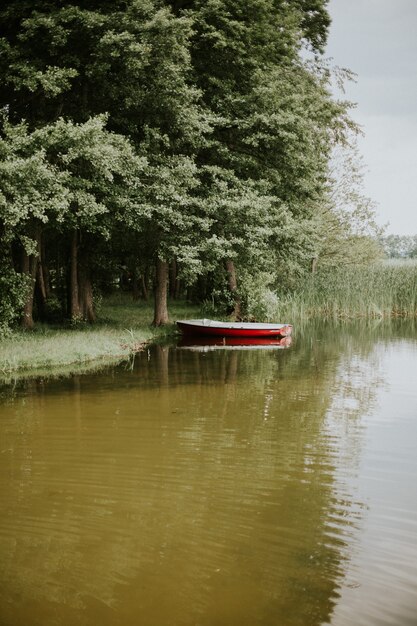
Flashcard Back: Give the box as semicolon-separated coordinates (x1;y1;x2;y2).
177;335;292;350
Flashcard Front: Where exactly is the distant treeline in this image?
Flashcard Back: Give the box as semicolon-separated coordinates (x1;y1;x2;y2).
379;235;417;259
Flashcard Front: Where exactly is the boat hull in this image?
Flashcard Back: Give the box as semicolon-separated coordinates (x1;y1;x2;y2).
176;320;292;338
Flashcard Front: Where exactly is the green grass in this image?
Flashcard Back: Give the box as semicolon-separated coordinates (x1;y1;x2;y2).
0;296;201;379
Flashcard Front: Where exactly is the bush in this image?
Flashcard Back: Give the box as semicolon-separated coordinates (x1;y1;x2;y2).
235;271;282;321
0;262;29;336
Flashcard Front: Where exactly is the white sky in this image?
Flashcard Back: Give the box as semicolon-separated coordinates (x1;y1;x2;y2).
326;0;417;235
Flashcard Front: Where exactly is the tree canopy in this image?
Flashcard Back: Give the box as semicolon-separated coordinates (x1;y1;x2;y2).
0;0;382;332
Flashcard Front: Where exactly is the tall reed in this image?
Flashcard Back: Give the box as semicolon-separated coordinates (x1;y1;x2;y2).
275;264;417;321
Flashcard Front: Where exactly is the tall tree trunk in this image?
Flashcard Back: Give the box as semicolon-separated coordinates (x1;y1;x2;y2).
41;236;51;298
21;249;35;329
35;233;48;320
72;238;96;323
37;260;47;303
142;266;150;301
225;259;241;320
20;227;41;329
153;257;169;326
196;274;208;302
79;269;96;323
132;270;140;301
70;229;82;320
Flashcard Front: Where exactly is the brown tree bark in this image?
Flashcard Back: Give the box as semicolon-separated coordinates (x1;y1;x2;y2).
20;227;41;330
21;250;36;329
70;229;82;320
132;270;140;301
37;260;47;303
69;231;96;323
35;234;48;319
79;269;96;323
153;257;169;326
225;259;241;320
41;237;51;298
141;266;150;301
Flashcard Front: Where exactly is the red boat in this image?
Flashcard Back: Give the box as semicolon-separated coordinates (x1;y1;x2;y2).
176;319;293;338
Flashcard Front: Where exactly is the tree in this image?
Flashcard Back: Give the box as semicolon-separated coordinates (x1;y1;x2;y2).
0;115;140;329
0;120;70;329
123;156;211;325
0;0;209;326
0;1;205;142
311;134;384;269
0;0;381;330
165;0;354;315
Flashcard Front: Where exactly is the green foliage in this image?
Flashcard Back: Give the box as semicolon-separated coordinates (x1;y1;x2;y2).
0;114;141;330
0;250;30;336
238;272;281;322
310;132;385;269
33;115;141;233
0;0;207;148
125;155;205;263
0;120;70;229
0;115;139;234
174;0;356;302
0;0;386;332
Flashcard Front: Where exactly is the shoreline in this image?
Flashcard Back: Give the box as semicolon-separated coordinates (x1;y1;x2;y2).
0;332;153;384
0;299;198;383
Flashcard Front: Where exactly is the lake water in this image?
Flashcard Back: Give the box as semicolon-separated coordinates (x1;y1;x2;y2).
1;321;417;626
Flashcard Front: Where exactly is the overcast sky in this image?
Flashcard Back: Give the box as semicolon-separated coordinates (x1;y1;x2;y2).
326;0;417;235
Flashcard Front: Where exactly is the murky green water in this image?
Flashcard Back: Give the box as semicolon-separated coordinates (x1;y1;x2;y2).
1;321;417;626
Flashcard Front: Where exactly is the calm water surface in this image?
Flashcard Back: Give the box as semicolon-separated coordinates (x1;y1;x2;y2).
1;322;417;626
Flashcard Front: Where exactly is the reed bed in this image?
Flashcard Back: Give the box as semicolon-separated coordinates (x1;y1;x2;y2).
276;263;417;322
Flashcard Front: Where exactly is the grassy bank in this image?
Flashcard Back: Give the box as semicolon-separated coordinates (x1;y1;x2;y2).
0;297;200;379
275;263;417;321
